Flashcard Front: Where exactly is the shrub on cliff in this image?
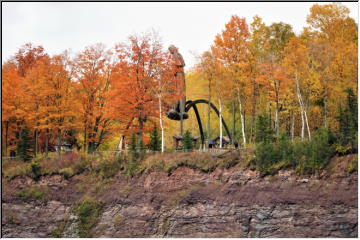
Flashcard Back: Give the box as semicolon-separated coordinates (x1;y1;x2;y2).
347;157;358;173
30;161;42;180
17;186;48;200
142;151;239;174
255;141;280;175
59;167;75;179
2;160;32;179
75;198;103;237
90;156;122;179
255;129;334;175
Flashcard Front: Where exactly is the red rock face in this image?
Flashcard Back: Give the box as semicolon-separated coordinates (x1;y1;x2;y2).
1;156;358;238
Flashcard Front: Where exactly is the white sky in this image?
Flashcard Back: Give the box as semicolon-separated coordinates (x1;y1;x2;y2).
2;2;358;70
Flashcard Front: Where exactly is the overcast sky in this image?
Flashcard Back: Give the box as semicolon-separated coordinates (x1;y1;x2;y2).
2;2;358;69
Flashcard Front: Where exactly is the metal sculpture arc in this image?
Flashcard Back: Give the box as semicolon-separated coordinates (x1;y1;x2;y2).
183;99;232;147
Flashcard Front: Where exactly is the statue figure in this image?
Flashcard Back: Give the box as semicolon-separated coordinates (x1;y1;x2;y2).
166;45;188;121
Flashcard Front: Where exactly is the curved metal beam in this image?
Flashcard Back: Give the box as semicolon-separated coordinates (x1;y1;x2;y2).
190;103;205;147
185;99;232;144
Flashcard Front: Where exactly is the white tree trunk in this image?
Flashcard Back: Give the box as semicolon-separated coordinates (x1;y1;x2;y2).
297;87;311;141
237;94;246;145
298;93;305;141
303;107;311;140
118;134;123;151
275;105;279;135
296;88;311;141
295;72;306;141
291;115;295;142
158;95;165;153
219;99;223;149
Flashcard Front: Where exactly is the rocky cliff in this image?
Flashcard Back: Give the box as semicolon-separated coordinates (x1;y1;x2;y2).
2;154;358;238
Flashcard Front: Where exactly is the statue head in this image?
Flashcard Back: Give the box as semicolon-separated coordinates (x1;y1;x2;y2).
168;45;178;54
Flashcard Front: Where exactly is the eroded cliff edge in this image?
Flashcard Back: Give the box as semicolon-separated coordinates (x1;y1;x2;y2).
2;154;358;238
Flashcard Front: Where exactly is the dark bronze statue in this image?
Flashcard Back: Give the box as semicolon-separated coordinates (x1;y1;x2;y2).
166;45;188;121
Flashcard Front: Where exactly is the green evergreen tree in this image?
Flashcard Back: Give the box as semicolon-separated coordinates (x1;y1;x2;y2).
278;132;295;167
138;137;145;159
255;113;274;143
309;128;332;171
138;138;144;150
17;126;33;161
149;126;160;151
130;132;137;152
337;88;358;151
127;132;139;176
182;130;193;150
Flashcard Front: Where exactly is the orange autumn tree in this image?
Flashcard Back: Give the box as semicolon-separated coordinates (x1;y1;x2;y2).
2;43;49;156
264;22;294;135
75;43;115;153
196;50;221;145
283;37;314;140
212;15;251;145
46;54;78;153
306;3;358;128
198;49;229;147
22;56;52;155
21;53;77;156
257;62;290;135
15;43;48;78
2;62;26;156
111;32;174;148
248;15;269;141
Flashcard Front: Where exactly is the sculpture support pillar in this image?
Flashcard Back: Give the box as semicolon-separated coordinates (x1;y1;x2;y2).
179;99;184;136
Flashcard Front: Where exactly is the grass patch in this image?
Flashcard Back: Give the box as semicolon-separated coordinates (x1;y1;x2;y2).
89;156;122;179
166;182;205;206
119;184;133;193
74;197;103;237
141;152;239;174
347;156;358;173
2;151;123;180
51;220;68;238
90;177;114;197
17;185;48;200
2;152;88;180
113;215;123;230
159;218;170;236
59;167;75;179
38;152;88;176
2;160;32;179
6;211;20;225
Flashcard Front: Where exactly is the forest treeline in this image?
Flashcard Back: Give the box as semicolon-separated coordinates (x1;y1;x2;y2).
2;3;358;160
